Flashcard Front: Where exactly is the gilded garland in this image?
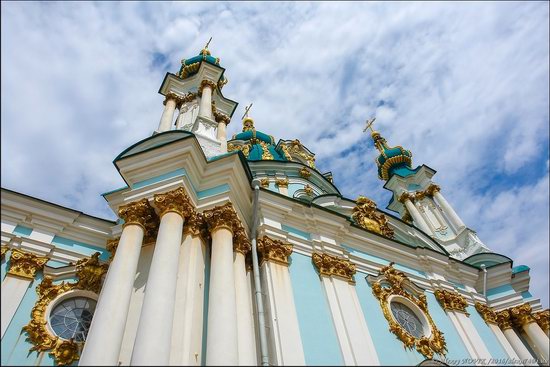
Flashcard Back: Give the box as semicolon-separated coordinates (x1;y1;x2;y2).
22;252;109;366
369;263;447;359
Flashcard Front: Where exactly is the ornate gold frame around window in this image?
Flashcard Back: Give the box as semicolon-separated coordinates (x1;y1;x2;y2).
367;263;447;359
22;252;108;366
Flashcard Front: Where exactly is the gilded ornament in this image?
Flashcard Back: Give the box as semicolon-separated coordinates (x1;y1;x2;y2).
118;198;159;239
369;263;447;359
242;117;255;132
415;191;426;201
257;236;293;266
163;91;181;105
402;211;413;224
183;211;210;243
496;310;513;330
198;79;218;96
154;186;194;219
259;141;274;160
425;184;441;197
351;196;394;238
211;101;231;125
434;289;469;315
106;239;119;262
203;201;241;233
398;192;415;204
1;245;8;260
312;252;356;284
259;178;270;188
281;144;292;161
304;184;314;196
22;252;108;365
7;249;49;280
533;309;549;332
275;178;289;188
299;167;311;178
509;303;536;328
475;302;498;324
233;226;251;255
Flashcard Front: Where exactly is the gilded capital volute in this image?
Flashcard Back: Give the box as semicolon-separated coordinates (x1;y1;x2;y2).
154;186;194;219
198;79;218;96
496;310;513;330
398;192;415;204
425;183;441;196
183;211;209;242
203;201;240;233
312;252;356;284
7;249;49;280
233;226;251;255
434;289;469;314
510;303;536;328
533;309;549;332
475;302;498;324
118;198;159;236
257;236;293;266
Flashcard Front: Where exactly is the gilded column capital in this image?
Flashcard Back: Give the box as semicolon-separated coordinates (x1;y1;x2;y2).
496;309;513;330
257;236;293;266
163;91;180;106
299;167;311;178
153;186;194;219
533;309;549;332
211;102;231;125
434;289;469;315
414;191;426;201
118;198;159;238
275;178;289;188
425;183;441;196
74;252;109;294
259;178;270;188
1;245;8;260
106;238;119;262
203;201;240;233
398;192;415;203
7;249;49;280
475;302;498;324
402;211;413;224
183;211;210;242
233;226;251;255
312;252;356;284
510;303;536;328
198;79;218;96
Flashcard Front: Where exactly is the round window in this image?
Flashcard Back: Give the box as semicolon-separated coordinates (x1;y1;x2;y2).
390;301;425;338
49;297;97;342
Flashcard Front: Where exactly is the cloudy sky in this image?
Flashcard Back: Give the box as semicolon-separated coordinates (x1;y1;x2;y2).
2;2;548;307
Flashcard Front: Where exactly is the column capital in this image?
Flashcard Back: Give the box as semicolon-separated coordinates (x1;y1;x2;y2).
259;178;270;188
233;226;251;255
106;238;119;262
312;252;356;284
414;191;427;201
183;211;210;242
257;236;293;266
398;191;415;203
211;102;231;125
7;248;49;279
425;183;441;196
204;202;241;233
275;178;289;188
198;79;217;96
510;303;536;328
434;289;469;315
154;186;194;219
533;309;549;332
118;198;159;237
163;91;180;106
475;302;498;324
496;309;514;330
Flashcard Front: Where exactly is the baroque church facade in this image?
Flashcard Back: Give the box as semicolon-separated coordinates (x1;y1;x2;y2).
1;45;549;366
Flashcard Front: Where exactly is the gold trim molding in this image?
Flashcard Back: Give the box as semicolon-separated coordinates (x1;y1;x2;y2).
369;263;447;359
434;289;469;315
22;252;109;365
475;302;498;324
352;196;394;238
312;252;356;284
257;236;293;266
154;187;194;219
7;249;49;280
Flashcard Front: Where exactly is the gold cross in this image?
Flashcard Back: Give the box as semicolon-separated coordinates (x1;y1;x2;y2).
242;103;253;120
363;117;376;133
204;37;212;49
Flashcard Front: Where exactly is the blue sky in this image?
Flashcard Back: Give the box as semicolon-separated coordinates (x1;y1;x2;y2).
1;2;548;307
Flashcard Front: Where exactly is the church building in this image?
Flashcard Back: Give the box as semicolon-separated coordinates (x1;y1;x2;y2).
1;44;548;366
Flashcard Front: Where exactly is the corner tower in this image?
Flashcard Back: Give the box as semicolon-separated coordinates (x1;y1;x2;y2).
156;41;237;157
367;122;490;260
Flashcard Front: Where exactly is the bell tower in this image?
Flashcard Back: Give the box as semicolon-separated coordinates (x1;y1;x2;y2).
365;119;490;260
156;40;237;158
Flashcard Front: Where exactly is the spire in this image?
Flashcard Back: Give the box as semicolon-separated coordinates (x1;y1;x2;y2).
200;37;212;56
242;103;255;132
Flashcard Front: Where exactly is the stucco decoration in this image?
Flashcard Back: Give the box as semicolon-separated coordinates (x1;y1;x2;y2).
351;196;394;238
22;252;109;365
367;263;447;359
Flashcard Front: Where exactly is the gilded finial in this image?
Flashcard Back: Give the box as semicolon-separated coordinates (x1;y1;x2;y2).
200;37;212;56
242;103;255;132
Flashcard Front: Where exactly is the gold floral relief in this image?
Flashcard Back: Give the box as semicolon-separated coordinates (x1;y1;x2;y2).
475;302;498;324
533;309;549;332
22;252;109;365
7;249;49;280
369;263;447;359
154;186;194;219
351;196;394;238
257;236;293;266
434;289;469;315
312;252;356;284
509;303;536;328
118;198;159;240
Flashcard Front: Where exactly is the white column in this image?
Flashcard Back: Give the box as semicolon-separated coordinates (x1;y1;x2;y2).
234;251;257;365
487;323;522;364
403;198;432;234
131;211;184;365
454;311;493;362
322;276;380;365
80;224;145;366
217;122;228;153
199;83;213;120
157;95;178;133
502;328;535;363
1;276;32;337
433;191;466;231
206;226;238;365
522;322;549;362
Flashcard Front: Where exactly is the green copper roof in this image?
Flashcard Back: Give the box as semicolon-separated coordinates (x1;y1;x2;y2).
371;131;414;181
229;117;287;162
177;48;227;85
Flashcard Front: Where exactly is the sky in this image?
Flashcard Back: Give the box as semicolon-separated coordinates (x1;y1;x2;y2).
1;2;548;307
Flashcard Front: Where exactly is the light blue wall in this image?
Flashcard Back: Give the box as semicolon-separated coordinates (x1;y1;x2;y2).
355;272;421;365
466;305;508;359
289;253;343;365
288;183;302;197
12;225;32;237
425;292;471;360
51;236;109;261
486;284;516;300
281;225;311;240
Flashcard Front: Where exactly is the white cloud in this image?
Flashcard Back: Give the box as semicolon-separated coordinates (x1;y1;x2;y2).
1;2;548;306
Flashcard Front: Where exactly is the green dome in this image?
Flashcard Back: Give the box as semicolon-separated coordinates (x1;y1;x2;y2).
228;118;287;162
177;48;227;87
372;131;414;181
